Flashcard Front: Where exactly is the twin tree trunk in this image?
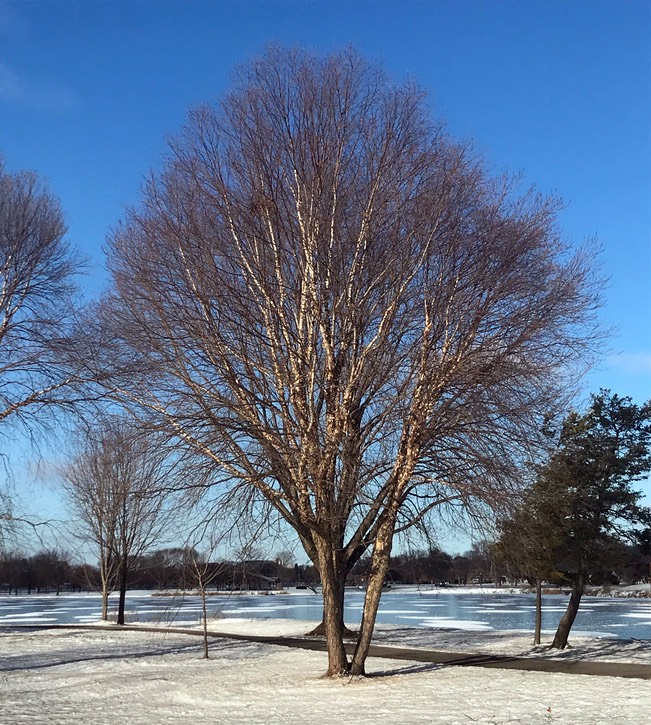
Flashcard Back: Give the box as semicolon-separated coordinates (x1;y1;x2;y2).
314;517;397;676
551;572;585;649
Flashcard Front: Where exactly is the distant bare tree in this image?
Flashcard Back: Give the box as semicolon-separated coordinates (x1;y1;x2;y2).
99;48;603;675
61;419;180;623
185;530;227;659
144;546;195;590
493;501;560;645
274;549;295;570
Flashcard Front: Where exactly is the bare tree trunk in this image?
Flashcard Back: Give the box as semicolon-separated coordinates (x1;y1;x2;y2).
315;541;349;676
306;617;357;638
551;572;584;649
101;588;109;621
100;560;111;621
117;558;128;625
534;578;542;645
350;520;394;676
306;544;369;639
201;586;209;659
305;582;357;639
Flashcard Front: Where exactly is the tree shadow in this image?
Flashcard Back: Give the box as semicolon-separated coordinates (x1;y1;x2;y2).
365;653;523;679
0;635;248;673
538;636;651;661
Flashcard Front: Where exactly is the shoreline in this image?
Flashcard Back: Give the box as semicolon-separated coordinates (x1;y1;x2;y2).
4;582;647;599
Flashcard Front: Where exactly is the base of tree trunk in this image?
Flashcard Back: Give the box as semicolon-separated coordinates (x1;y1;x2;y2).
551;574;584;649
305;621;358;639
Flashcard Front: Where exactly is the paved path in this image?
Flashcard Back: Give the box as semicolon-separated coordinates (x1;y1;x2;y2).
4;623;651;679
201;628;651;679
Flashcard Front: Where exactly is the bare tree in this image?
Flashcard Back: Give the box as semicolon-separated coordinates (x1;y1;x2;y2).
0;159;90;545
61;418;179;623
99;48;603;675
0;159;87;427
274;549;296;570
185;531;227;659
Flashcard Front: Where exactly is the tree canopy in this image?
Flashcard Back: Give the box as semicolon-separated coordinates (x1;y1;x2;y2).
95;47;604;675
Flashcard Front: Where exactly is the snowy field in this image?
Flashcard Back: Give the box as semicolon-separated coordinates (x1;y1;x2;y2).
2;618;651;724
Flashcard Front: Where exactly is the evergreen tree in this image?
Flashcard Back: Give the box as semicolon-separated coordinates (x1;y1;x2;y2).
547;391;651;648
496;391;651;648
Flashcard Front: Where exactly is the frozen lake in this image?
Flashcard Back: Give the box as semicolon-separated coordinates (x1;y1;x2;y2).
2;587;651;640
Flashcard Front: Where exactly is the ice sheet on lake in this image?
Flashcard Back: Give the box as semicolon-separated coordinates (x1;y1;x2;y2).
398;614;492;631
0;612;57;619
0;616;58;623
224;607;293;614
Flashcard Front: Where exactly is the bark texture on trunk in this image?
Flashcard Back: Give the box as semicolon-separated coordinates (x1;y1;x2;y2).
350;518;395;676
101;589;109;621
534;579;542;645
305;545;366;639
551;573;584;649
315;541;349;676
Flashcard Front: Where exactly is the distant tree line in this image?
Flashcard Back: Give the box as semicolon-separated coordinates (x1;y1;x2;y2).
3;539;648;598
0;551;88;595
352;542;650;589
0;547;304;596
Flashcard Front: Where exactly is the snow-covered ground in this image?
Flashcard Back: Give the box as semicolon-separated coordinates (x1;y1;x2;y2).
2;618;650;724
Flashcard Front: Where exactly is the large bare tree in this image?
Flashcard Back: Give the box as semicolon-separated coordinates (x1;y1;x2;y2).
61;419;179;623
99;48;603;675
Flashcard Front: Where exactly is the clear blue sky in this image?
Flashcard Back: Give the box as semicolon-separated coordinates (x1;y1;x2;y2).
1;0;650;551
